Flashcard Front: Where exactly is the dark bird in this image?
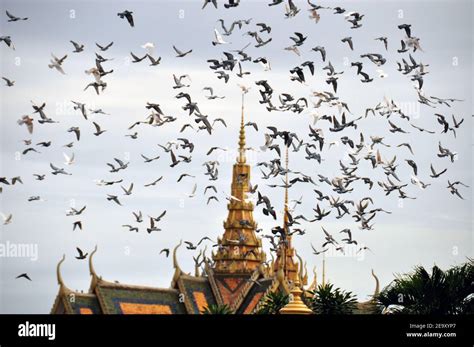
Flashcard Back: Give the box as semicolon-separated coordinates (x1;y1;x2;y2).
92;122;106;136
173;45;193;58
70;40;84;53
398;24;412;38
375;36;388;50
130;51;147;63
107;195;122;206
202;0;218;9
397;40;408;53
144;176;163;187
72;221;82;231
0;35;15;50
430;164;447;178
359;71;373;83
146;218;161;233
2;77;14;87
149;210;167;222
96;42;114;51
256;22;271;33
6;10;28;22
177;173;195;182
405;159;418;176
16;273;32;281
311;46;326;62
290;32;307;46
141;153;160;163
207;196;219;204
341;37;353;50
118;10;134;27
75;247;88;260
160;248;170;257
122;225;139;232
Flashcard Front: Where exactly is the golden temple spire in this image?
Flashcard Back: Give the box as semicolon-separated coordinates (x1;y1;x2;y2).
238;91;246;164
274;146;298;283
212;91;264;274
283;146;289;227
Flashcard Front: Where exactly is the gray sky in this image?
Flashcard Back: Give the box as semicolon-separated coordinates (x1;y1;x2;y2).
0;0;472;313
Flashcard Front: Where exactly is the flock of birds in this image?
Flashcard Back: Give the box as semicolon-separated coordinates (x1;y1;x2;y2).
1;0;469;283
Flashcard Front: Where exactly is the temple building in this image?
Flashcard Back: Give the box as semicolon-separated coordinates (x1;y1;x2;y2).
51;94;379;314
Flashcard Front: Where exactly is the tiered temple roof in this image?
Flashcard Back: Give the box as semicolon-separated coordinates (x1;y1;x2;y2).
212;93;266;275
51;94;380;315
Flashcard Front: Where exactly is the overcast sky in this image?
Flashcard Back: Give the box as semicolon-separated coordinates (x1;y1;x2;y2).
0;0;472;313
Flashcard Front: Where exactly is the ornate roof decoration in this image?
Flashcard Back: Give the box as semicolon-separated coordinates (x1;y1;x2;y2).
56;254;70;295
308;266;318;291
49;96;383;316
295;251;308;286
279;279;312;315
212;91;265;274
354;269;381;314
273;146;299;283
88;245;100;293
170;240;183;288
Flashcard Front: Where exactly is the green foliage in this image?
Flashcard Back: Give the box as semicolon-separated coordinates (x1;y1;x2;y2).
256;291;290;314
202;304;234;314
376;260;474;314
308;283;358;314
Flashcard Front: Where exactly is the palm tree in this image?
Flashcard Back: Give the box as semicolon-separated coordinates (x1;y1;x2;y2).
376;260;474;314
307;283;358;314
256;291;289;314
202;304;234;314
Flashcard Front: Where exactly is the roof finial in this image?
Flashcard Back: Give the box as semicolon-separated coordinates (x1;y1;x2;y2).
279;277;312;315
88;245;99;292
171;240;183;288
371;269;380;297
283;145;289;227
309;266;318;291
56;254;69;293
238;89;247;163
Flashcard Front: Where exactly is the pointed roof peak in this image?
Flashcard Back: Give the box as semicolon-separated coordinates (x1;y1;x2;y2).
56;254;70;294
283;146;289;224
237;92;247;164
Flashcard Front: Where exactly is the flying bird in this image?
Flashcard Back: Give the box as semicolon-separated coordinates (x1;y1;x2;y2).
118;10;134;27
173;45;193;57
6;10;28;22
16;273;32;281
75;247;88;260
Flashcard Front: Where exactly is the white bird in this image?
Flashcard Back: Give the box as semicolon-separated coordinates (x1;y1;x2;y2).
50;163;72;175
84;67;102;83
238;84;251;94
141;42;155;55
1;213;12;225
376;69;388;78
173;74;191;89
63;152;75;165
255;57;271;71
310;112;322;125
223;191;241;202
48;53;67;75
411;175;431;190
188;183;198;198
212;29;229;46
